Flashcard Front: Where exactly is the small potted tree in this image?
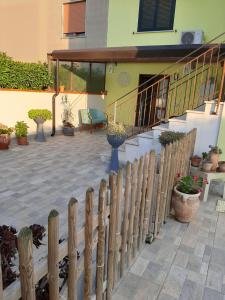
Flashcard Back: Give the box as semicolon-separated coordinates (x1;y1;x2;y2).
172;174;207;222
107;121;127;172
28;109;52;142
208;145;222;171
0;124;14;150
61;95;75;136
15;121;29;145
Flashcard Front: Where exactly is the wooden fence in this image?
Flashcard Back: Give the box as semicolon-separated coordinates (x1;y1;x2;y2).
0;129;196;300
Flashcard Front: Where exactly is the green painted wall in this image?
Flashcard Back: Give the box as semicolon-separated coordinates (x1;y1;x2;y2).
107;0;225;47
217;110;225;161
105;62;171;124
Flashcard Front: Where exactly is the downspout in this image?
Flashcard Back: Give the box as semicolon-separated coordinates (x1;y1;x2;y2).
51;59;59;136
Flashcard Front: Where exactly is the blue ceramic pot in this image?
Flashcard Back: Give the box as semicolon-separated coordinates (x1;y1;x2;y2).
107;134;126;172
34;117;46;142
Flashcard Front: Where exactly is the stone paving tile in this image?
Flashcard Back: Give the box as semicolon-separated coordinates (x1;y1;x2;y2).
0;131;110;231
113;194;225;300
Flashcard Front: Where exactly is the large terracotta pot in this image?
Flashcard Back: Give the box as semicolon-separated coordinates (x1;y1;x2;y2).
17;136;29;145
190;156;202;167
0;134;11;150
209;152;220;171
172;186;201;223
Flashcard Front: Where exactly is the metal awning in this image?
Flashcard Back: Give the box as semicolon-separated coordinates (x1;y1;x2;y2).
49;44;222;63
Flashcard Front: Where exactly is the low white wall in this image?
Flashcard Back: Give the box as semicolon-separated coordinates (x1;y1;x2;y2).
0;90;106;135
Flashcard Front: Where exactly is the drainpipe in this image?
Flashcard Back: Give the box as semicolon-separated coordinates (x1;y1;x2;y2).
51;59;59;136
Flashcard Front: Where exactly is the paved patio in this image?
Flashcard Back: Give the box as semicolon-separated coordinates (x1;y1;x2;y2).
0;131;110;232
113;193;225;300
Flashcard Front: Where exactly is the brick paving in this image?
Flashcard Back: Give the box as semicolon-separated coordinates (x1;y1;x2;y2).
113;194;225;300
0;131;110;233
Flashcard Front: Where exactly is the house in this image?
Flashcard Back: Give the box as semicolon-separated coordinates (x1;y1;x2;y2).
0;0;109;62
49;0;225;160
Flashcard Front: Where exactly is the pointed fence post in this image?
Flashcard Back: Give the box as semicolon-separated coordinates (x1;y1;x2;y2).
17;227;35;300
48;210;59;300
84;188;94;300
96;180;107;300
68;198;78;300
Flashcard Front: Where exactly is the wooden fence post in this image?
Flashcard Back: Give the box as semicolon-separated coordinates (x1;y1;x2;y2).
84;188;94;300
48;210;59;300
17;227;35;300
127;160;138;266
0;255;3;300
133;156;144;258
68;198;78;300
120;162;131;277
114;169;123;284
138;154;149;247
96;180;107;300
144;150;156;239
154;149;165;237
106;172;117;300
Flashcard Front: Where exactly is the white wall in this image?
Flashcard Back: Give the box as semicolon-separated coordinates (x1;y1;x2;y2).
0;90;106;135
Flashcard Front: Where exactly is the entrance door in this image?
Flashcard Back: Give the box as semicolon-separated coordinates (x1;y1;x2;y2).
135;75;169;127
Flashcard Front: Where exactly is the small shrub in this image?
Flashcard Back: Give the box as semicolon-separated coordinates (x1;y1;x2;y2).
107;121;127;136
15;121;29;137
159;130;185;146
176;174;208;194
0;123;14;135
28;109;52;121
209;145;222;155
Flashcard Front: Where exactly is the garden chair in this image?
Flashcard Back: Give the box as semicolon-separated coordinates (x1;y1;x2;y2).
79;108;108;133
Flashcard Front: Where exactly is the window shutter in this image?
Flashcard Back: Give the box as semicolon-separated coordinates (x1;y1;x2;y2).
63;1;86;34
156;0;175;30
138;0;156;31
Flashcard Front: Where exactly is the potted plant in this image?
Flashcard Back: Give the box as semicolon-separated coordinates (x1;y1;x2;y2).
15;121;29;145
172;174;207;222
159;131;185;146
219;161;225;172
28;109;52;142
107;121;127;172
190;155;202;167
208;145;222;171
0;124;14;150
61;95;75;136
202;152;213;172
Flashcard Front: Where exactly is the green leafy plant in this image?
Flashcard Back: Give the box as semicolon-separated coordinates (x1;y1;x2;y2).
107;121;127;136
0;52;53;90
0;123;14;135
159;131;185;146
209;145;222;155
176;174;207;194
28;109;52;121
15;121;29;137
202;152;208;160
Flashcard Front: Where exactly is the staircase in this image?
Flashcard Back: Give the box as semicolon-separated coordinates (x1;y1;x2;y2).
118;100;225;163
105;32;225;163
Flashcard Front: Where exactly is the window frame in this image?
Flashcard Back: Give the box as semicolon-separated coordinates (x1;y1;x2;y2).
137;0;176;33
62;0;86;38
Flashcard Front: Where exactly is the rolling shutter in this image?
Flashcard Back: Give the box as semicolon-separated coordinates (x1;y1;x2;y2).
63;1;86;34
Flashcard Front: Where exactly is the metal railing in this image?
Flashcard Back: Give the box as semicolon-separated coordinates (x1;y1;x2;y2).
108;32;225;135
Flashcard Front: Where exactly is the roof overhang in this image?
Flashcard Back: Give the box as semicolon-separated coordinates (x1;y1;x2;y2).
49;44;225;63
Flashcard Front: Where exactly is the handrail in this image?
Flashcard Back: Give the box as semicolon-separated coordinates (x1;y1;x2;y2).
108;31;225;109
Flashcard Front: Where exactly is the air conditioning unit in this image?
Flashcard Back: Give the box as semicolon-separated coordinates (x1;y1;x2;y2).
180;30;204;45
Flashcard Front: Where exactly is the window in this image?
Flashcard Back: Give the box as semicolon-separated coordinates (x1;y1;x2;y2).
63;1;86;37
138;0;176;32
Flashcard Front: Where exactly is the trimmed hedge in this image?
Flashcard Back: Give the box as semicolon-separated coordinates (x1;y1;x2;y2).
0;52;53;90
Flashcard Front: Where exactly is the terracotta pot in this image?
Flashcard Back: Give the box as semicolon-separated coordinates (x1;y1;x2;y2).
172;186;201;223
17;136;29;145
219;161;225;172
209;152;220;171
0;134;11;150
60;85;65;93
190;156;202;167
202;162;213;172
